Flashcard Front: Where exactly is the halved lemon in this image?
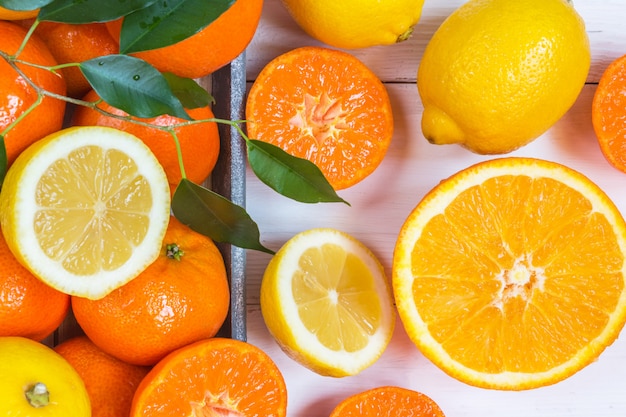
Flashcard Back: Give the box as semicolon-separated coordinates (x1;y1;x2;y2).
0;126;171;300
260;228;395;377
393;157;626;390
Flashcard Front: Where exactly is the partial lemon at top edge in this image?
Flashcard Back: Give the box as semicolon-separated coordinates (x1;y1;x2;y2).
280;0;426;49
261;228;395;377
0;126;171;300
393;157;626;390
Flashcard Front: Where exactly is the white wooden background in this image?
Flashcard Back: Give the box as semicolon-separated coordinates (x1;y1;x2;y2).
243;0;626;415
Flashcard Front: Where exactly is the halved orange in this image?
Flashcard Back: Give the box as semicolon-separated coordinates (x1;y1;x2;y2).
329;386;446;417
393;157;626;390
592;53;626;173
130;338;287;416
245;46;394;190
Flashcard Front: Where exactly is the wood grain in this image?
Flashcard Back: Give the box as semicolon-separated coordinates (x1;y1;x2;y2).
245;1;626;415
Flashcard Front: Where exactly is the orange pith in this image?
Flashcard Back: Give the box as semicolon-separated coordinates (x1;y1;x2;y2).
393;157;626;390
592;53;626;173
246;46;394;190
130;338;287;417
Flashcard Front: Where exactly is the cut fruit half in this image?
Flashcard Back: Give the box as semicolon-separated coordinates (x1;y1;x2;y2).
329;386;446;417
393;157;626;390
0;126;171;300
260;228;395;377
130;338;287;417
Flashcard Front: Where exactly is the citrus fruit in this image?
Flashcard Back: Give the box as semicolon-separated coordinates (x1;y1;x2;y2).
329;386;446;417
592;53;626;173
0;126;171;300
0;20;66;166
130;337;287;417
280;0;425;49
105;0;263;79
417;0;590;154
246;46;394;190
72;216;230;366
392;157;626;390
260;228;395;377
54;336;151;417
0;229;69;341
0;336;90;415
33;21;119;98
72;89;220;192
0;6;39;20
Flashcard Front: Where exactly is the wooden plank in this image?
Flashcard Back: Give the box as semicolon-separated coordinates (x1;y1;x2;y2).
244;0;626;415
247;0;626;83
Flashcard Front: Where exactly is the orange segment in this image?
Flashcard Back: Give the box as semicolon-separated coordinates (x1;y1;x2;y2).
130;338;287;417
393;157;626;390
246;46;394;190
592;53;626;173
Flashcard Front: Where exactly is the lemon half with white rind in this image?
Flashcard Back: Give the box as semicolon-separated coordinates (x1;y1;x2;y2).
260;228;395;377
0;126;171;300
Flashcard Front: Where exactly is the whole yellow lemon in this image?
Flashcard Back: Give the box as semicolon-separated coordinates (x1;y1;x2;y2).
417;0;590;154
280;0;425;49
0;336;91;415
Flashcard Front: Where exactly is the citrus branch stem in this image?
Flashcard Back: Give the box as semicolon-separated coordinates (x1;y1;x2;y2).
1;37;252;189
14;18;40;59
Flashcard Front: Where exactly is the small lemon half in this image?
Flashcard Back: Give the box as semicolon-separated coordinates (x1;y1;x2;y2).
261;228;395;377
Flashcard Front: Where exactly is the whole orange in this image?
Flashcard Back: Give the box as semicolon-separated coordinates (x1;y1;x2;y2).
0;228;69;341
54;336;151;417
71;216;230;366
105;0;263;78
0;6;39;20
33;21;119;98
0;21;66;166
72;89;220;192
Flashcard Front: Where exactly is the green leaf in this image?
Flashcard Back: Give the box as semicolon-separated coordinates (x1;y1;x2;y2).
119;0;235;54
172;179;274;254
0;0;49;11
247;139;349;205
0;136;7;187
163;72;214;109
80;54;191;120
38;0;157;23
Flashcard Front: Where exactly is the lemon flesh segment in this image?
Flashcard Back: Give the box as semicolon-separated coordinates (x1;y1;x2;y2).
261;228;395;377
393;157;626;390
295;243;383;352
0;126;171;300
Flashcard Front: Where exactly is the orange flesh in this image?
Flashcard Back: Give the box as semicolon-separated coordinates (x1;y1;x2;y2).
246;46;393;190
410;175;624;373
